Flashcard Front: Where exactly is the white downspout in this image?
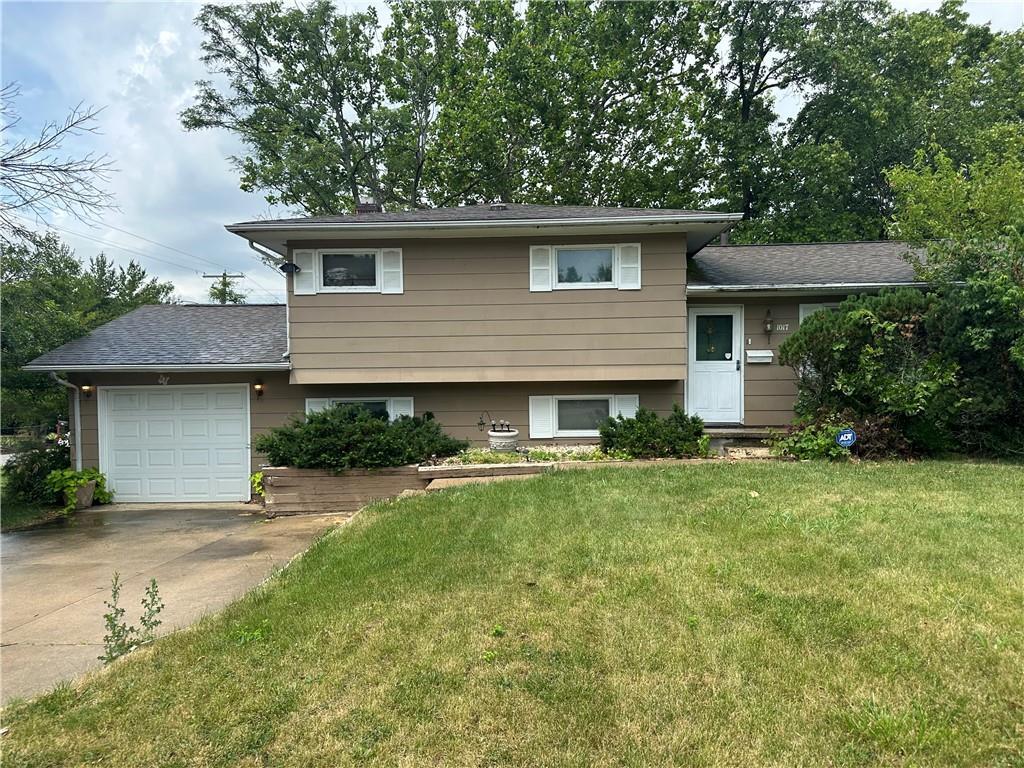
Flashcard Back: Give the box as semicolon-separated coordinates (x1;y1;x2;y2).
246;239;291;360
50;373;82;471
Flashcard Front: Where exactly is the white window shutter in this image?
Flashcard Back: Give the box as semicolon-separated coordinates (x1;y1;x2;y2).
389;397;414;420
529;246;553;292
613;394;639;419
292;249;317;295
616;243;641;290
528;396;554;438
305;398;331;414
380;248;404;294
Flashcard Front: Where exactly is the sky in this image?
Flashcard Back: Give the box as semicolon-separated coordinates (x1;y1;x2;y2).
2;1;1021;304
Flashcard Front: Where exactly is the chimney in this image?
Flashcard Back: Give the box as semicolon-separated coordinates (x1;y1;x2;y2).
355;202;383;214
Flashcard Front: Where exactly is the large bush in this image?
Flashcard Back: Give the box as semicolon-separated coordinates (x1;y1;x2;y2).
3;445;70;505
779;285;1024;456
254;404;468;470
600;405;709;458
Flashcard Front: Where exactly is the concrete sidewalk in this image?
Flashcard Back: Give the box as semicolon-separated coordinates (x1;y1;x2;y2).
1;504;340;704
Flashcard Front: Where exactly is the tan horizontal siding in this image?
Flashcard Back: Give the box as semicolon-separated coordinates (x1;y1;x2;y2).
287;233;687;382
290;365;685;384
68;374;686;476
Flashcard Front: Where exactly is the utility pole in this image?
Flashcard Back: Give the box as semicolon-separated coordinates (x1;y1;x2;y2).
203;272;247;304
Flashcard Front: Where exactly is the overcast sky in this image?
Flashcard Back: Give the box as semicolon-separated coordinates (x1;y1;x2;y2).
2;1;1021;303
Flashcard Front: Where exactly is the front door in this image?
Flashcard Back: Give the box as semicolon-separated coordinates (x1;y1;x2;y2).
688;306;743;423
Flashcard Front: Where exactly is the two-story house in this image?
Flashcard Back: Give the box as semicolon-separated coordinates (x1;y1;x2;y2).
26;204;923;502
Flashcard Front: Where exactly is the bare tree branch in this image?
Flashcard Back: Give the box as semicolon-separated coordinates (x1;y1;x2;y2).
0;82;117;243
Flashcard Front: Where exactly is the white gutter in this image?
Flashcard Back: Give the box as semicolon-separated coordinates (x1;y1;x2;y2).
50;373;82;471
226;212;744;233
687;281;928;293
25;363;291;372
244;238;291;360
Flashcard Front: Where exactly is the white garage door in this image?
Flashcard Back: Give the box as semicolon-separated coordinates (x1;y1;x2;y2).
98;385;250;502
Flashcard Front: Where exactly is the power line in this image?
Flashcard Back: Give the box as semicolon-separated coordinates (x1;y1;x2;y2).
14;215;283;303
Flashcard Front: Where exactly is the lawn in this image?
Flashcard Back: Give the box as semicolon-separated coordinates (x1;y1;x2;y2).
3;461;1022;767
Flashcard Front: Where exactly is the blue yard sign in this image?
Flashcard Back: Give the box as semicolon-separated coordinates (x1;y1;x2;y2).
836;428;857;448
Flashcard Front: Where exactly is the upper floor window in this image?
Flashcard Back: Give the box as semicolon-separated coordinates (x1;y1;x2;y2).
530;243;641;292
290;248;403;295
322;251;377;290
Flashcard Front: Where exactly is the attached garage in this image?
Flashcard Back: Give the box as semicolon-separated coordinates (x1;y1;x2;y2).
98;384;251;502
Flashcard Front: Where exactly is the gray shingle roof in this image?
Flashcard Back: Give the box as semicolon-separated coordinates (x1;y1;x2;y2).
229;203;735;228
25;304;288;370
688;241;924;288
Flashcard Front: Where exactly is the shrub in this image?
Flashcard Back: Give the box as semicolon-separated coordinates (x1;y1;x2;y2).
3;445;69;506
45;467;113;515
769;419;852;461
254;404;468;470
600;405;708;459
779;285;1024;456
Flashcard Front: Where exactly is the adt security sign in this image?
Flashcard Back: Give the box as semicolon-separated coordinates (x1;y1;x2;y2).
836;428;857;448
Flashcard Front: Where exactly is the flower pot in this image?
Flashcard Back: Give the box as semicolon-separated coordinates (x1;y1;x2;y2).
488;429;519;452
71;480;96;511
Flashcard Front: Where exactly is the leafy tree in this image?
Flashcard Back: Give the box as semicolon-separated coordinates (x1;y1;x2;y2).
207;272;247;304
0;233;174;430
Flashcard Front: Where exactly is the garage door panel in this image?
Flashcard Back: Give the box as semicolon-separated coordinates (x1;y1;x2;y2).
101;385;249;503
145;393;175;410
147;449;175;467
112;420;141;439
214;419;243;439
147;420;174;439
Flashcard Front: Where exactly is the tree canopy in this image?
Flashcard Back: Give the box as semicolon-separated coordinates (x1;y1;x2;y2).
183;0;1023;244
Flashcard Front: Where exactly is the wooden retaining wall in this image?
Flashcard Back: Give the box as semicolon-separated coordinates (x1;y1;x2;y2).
262;465;428;516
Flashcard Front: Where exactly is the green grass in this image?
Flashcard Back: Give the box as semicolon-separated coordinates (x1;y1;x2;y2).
4;461;1023;767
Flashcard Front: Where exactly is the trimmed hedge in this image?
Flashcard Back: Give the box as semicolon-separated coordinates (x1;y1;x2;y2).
254;404;468;470
600;405;709;459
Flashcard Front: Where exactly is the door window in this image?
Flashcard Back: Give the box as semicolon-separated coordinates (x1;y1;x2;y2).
695;315;733;361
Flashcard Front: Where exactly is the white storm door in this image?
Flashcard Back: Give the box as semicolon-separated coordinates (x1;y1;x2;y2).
98;385;250;502
688;307;743;424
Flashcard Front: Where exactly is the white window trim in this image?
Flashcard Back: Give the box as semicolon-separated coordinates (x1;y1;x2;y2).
317;248;383;293
799;302;841;322
305;396;413;421
553;394;614;437
553;244;618;290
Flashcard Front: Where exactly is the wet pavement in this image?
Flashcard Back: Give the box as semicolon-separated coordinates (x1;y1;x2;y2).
1;504;341;704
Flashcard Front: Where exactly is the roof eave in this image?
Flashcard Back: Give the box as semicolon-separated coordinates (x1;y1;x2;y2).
225;212;743;233
687;281;928;296
22;363;292;373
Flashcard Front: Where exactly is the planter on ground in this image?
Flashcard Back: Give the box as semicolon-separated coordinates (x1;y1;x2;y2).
72;480;96;511
262;466;428;516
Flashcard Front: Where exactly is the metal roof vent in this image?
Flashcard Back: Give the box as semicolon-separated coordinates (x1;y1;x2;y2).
489;201;508;211
355;202;383;214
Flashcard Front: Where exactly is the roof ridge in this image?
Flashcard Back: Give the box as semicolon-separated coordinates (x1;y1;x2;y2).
702;239;908;249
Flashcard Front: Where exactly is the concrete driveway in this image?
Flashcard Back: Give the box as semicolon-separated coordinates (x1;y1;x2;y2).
1;504;341;704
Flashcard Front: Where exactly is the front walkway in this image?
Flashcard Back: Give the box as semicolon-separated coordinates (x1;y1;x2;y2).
1;503;340;703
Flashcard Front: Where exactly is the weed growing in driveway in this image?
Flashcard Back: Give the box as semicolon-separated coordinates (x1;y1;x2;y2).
100;573;164;664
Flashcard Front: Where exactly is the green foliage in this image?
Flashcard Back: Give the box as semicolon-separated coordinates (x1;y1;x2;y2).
249;471;265;498
1;232;174;430
769;420;851;461
254;404;468;470
207;273;247;304
45;467;113;515
600;405;708;459
100;573;164;664
3;445;69;506
442;446;634;465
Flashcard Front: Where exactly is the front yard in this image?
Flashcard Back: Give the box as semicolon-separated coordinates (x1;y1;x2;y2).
3;461;1022;766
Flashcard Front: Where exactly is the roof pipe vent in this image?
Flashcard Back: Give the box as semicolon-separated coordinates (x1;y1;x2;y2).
489;201;508;212
355;202;383;214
